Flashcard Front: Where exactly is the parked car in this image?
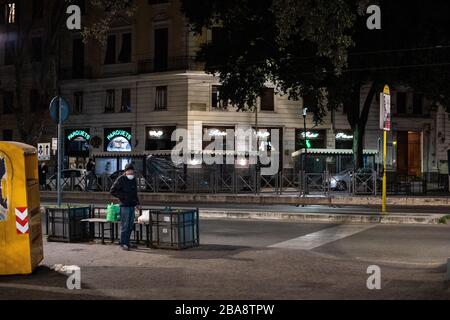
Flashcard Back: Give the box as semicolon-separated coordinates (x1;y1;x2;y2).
46;169;87;191
329;168;379;191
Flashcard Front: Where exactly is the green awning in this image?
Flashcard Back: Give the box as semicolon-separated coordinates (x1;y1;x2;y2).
292;148;378;157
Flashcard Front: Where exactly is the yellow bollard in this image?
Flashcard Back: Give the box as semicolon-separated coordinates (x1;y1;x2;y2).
0;142;44;275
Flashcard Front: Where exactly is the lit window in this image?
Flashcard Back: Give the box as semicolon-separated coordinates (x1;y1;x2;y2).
7;3;16;24
105;90;115;113
155;86;167;111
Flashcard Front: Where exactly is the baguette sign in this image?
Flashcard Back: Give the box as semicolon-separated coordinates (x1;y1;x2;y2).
380;85;391;131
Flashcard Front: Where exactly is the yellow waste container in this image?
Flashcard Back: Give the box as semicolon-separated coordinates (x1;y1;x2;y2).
0;142;44;275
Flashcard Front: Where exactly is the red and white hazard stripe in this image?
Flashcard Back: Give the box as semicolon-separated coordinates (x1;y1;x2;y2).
15;207;29;234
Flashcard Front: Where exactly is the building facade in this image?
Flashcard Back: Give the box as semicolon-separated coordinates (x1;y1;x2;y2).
1;0;450;180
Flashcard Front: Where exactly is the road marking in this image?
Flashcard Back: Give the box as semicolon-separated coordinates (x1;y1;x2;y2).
270;224;376;250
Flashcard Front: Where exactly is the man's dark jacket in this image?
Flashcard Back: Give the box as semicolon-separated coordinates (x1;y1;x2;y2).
110;175;139;207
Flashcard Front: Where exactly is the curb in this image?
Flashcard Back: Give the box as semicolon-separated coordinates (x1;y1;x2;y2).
199;210;444;225
40;191;450;207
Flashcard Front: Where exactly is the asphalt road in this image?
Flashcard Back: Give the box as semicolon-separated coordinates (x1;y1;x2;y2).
43;201;450;216
1;219;450;300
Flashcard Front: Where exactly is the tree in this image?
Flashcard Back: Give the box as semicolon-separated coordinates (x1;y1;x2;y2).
181;0;450;169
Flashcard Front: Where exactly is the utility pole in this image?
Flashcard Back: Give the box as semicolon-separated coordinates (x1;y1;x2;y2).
380;85;391;213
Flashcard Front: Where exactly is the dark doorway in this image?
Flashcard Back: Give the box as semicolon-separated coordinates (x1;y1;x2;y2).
397;131;421;177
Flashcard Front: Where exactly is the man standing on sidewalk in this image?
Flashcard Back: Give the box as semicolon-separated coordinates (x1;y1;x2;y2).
110;163;140;251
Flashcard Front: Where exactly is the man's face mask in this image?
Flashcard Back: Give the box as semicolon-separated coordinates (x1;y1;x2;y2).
126;175;135;180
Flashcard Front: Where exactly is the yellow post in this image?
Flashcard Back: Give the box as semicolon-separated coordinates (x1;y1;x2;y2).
381;84;390;213
382;130;387;213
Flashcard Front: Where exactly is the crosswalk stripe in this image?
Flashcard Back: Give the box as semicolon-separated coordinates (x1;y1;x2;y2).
269;224;376;250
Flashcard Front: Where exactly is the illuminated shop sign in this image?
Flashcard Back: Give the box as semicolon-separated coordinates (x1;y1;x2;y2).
67;130;91;141
208;129;228;137
256;131;270;138
107;130;132;141
301;131;320;139
336;132;354;140
105;128;132;152
149;130;164;138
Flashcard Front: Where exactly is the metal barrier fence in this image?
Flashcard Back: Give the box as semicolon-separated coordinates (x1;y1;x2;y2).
49;169;447;196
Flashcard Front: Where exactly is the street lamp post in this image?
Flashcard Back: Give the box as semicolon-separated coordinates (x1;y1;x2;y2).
302;108;308;195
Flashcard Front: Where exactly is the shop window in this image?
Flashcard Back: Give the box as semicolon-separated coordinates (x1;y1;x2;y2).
260;88;274;111
74;91;83;114
155;86;167;110
335;130;354;149
105;90;115;113
104;35;116;65
2;92;14;114
145;126;176;150
120;89;131;112
65;129;91;158
295;129;326;150
118;33;132;63
203;126;233;150
104;128;132;152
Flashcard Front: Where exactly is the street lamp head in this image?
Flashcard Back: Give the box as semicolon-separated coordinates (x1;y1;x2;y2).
302;107;308;117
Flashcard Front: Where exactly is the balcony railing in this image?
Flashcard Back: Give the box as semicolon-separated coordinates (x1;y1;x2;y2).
137;56;204;74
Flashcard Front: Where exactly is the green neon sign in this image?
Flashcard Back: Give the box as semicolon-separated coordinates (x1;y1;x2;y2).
107;130;132;141
67;130;91;141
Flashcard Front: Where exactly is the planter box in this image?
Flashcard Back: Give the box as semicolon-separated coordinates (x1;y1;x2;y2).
45;206;91;243
149;209;199;250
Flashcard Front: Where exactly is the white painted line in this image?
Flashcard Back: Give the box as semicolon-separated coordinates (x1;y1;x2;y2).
270;224;376;250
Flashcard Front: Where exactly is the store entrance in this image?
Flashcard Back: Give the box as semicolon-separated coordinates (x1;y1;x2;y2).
397;131;421;177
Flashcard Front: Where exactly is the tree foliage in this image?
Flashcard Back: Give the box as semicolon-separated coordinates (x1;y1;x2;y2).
181;0;450;168
81;0;136;46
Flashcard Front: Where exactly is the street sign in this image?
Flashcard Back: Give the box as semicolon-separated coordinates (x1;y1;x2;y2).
52;138;58;155
49;96;70;124
380;85;391;131
52;138;58;150
37;143;51;161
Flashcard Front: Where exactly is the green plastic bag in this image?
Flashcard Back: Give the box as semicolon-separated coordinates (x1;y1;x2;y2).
106;203;120;222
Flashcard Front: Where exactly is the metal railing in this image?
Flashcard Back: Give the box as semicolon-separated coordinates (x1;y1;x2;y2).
137;56;204;74
47;168;447;196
